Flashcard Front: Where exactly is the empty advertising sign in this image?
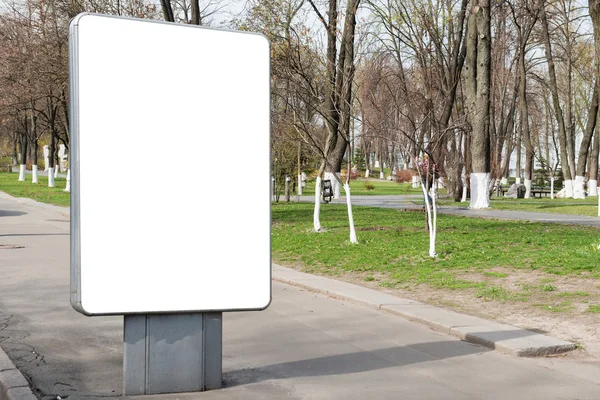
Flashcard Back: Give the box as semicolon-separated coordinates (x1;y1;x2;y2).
69;14;271;315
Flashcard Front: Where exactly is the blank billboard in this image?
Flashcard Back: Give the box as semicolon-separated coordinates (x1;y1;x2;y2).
69;13;271;315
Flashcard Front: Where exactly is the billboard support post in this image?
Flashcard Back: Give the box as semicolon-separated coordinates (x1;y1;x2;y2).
123;312;222;395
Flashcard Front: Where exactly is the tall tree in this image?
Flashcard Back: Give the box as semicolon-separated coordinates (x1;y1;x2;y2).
590;0;600;196
465;0;492;208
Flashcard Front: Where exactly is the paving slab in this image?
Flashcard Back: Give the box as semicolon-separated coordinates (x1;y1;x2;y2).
273;264;577;357
450;324;577;357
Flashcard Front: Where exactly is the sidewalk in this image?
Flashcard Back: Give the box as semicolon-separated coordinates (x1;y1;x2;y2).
298;195;600;228
1;192;600;399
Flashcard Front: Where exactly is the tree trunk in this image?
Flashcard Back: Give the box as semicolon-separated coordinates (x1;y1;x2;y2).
344;142;358;243
191;0;201;25
49;104;57;187
574;81;599;198
518;44;533;198
541;7;573;195
589;127;599;196
29;105;39;184
18;130;27;181
465;0;491;209
160;0;174;22
587;0;600;197
12;138;17;166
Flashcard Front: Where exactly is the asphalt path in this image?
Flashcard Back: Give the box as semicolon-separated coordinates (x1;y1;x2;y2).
1;192;600;399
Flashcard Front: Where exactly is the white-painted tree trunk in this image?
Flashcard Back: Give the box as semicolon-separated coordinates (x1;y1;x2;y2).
412;176;420;188
430;179;438;201
550;177;555;199
573;176;586;199
325;172;341;199
64;169;71;192
588;179;598;197
501;177;508;185
564;179;574;198
431;186;437;258
524;179;532;199
421;182;436;258
48;168;55;187
516;177;521;184
469;173;491;209
314;176;322;232
365;169;370;178
343;184;358;244
379;171;384;180
461;185;468;202
297;174;302;196
43;146;49;171
18;165;26;181
54;167;59;178
31;165;39;183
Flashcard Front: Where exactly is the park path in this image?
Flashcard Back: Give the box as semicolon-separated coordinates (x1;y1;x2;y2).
298;195;600;228
1;191;600;399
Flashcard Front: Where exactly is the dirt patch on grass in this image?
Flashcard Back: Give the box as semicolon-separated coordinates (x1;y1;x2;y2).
291;266;600;361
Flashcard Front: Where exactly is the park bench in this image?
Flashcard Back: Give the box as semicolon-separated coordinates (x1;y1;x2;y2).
496;184;561;197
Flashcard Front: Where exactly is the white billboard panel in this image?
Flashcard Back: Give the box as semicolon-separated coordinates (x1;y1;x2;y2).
69;14;271;315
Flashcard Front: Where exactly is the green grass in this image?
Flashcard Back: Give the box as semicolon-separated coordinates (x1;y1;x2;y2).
587;304;600;313
0;172;69;206
558;291;590;297
483;271;508;278
542;284;557;292
534;301;575;313
272;203;600;289
301;179;424;196
440;196;599;217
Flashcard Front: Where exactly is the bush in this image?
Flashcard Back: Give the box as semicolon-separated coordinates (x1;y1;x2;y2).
395;169;416;183
362;181;375;191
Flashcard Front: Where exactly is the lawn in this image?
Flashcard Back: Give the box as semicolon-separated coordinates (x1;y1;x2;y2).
0;172;69;207
439;196;599;217
272;202;600;353
272;202;600;281
299;178;424;196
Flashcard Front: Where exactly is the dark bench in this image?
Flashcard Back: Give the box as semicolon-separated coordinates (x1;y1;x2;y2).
496;185;561;197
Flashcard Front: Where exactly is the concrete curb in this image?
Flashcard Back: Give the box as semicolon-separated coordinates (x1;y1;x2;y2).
273;264;577;357
0;350;37;400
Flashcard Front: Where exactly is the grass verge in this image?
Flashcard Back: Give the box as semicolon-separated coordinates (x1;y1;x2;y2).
272;202;600;331
0;172;69;207
439;196;599;217
272;202;600;279
300;179;424;196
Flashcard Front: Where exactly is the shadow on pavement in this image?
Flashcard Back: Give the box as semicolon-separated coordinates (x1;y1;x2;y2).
0;210;27;217
224;340;490;387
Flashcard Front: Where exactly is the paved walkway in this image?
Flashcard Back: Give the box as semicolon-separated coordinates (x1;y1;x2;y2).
298;195;600;227
1;192;600;399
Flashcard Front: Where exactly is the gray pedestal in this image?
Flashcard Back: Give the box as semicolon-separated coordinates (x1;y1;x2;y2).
123;313;222;395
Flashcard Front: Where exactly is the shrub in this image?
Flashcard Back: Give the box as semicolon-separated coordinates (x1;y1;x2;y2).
396;169;416;183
